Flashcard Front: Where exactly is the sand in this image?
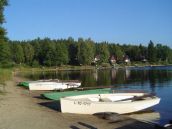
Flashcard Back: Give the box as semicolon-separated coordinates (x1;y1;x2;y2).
0;75;162;129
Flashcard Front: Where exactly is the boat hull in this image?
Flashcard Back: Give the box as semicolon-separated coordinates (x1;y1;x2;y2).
29;82;81;90
42;88;111;100
60;93;160;114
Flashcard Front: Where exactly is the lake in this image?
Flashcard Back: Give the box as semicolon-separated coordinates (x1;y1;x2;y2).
19;65;172;126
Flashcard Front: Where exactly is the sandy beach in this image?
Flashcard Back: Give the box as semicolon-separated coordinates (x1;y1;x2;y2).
0;75;162;129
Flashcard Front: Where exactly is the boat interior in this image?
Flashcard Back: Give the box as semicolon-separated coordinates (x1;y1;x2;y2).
67;93;157;102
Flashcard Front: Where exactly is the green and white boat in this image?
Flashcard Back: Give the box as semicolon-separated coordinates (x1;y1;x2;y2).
18;81;30;88
42;88;111;100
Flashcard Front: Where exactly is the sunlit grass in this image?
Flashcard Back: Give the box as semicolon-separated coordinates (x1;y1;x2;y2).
0;68;12;93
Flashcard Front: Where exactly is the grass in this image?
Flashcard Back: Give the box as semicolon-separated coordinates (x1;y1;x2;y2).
0;68;12;93
13;65;96;72
13;62;172;73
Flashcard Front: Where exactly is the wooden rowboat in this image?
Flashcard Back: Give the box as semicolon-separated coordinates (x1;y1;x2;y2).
42;88;111;100
18;79;81;90
60;93;160;114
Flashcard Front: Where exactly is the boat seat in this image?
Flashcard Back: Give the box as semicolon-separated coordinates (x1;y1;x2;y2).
99;98;112;102
88;97;99;102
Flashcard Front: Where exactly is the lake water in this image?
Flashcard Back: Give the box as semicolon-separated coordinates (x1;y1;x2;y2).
19;65;172;125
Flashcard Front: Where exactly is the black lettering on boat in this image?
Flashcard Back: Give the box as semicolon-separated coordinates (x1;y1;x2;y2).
74;101;91;106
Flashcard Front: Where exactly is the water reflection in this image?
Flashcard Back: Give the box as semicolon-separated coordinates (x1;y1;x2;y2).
125;68;131;80
20;66;172;88
111;68;117;81
93;69;98;81
127;111;160;124
19;66;172;125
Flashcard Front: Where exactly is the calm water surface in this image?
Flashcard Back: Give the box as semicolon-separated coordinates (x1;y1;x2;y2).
20;65;172;125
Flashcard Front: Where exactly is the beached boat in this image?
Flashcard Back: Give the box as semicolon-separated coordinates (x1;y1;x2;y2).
60;93;160;114
18;79;81;90
42;88;111;100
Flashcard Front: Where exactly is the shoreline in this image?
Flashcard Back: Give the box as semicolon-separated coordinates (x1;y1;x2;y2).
0;73;166;129
13;64;172;72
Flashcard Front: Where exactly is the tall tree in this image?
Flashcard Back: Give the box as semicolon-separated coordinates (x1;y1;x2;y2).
53;43;69;66
31;38;41;65
111;45;124;60
139;44;148;59
67;37;78;65
97;43;110;63
156;44;171;62
0;0;11;65
0;0;8;24
77;38;95;65
23;43;34;64
148;40;157;62
11;43;24;64
169;50;172;63
40;38;55;66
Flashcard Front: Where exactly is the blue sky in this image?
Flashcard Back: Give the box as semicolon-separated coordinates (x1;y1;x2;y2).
4;0;172;46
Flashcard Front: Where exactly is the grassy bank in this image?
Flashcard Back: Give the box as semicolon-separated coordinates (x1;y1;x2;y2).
0;68;12;93
3;61;171;74
13;65;96;72
12;62;172;73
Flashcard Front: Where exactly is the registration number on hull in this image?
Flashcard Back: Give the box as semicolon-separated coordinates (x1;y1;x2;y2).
74;101;91;106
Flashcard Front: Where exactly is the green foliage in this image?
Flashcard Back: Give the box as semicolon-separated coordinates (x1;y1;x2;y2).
156;44;171;62
0;60;13;68
68;40;78;65
54;43;69;66
169;50;172;63
6;38;172;67
0;68;11;83
1;1;172;67
0;68;12;92
23;43;34;64
139;44;148;59
97;43;110;63
32;60;39;67
77;38;95;65
109;45;124;60
0;0;8;24
101;63;111;67
11;43;24;64
0;0;11;66
39;38;55;66
0;35;171;68
0;40;11;62
148;40;157;62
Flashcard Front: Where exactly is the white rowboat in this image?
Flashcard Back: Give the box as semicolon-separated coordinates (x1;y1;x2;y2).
29;81;81;90
18;79;81;91
60;93;160;114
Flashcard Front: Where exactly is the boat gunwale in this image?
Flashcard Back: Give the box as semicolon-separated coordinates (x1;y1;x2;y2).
60;93;160;104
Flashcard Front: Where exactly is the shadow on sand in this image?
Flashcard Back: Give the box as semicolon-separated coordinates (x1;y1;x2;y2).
70;122;97;129
38;100;61;112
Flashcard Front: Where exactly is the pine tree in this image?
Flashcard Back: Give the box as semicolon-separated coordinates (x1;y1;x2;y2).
148;40;157;62
98;43;110;63
77;38;95;65
11;44;24;64
0;0;11;65
23;43;34;64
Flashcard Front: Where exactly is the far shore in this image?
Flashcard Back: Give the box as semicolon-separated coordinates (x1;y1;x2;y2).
13;63;172;72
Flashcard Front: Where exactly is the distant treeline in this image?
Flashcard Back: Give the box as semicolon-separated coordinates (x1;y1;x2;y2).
0;37;171;67
0;1;172;67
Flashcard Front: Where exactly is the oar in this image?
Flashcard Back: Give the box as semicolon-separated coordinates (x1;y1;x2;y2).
115;93;156;102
